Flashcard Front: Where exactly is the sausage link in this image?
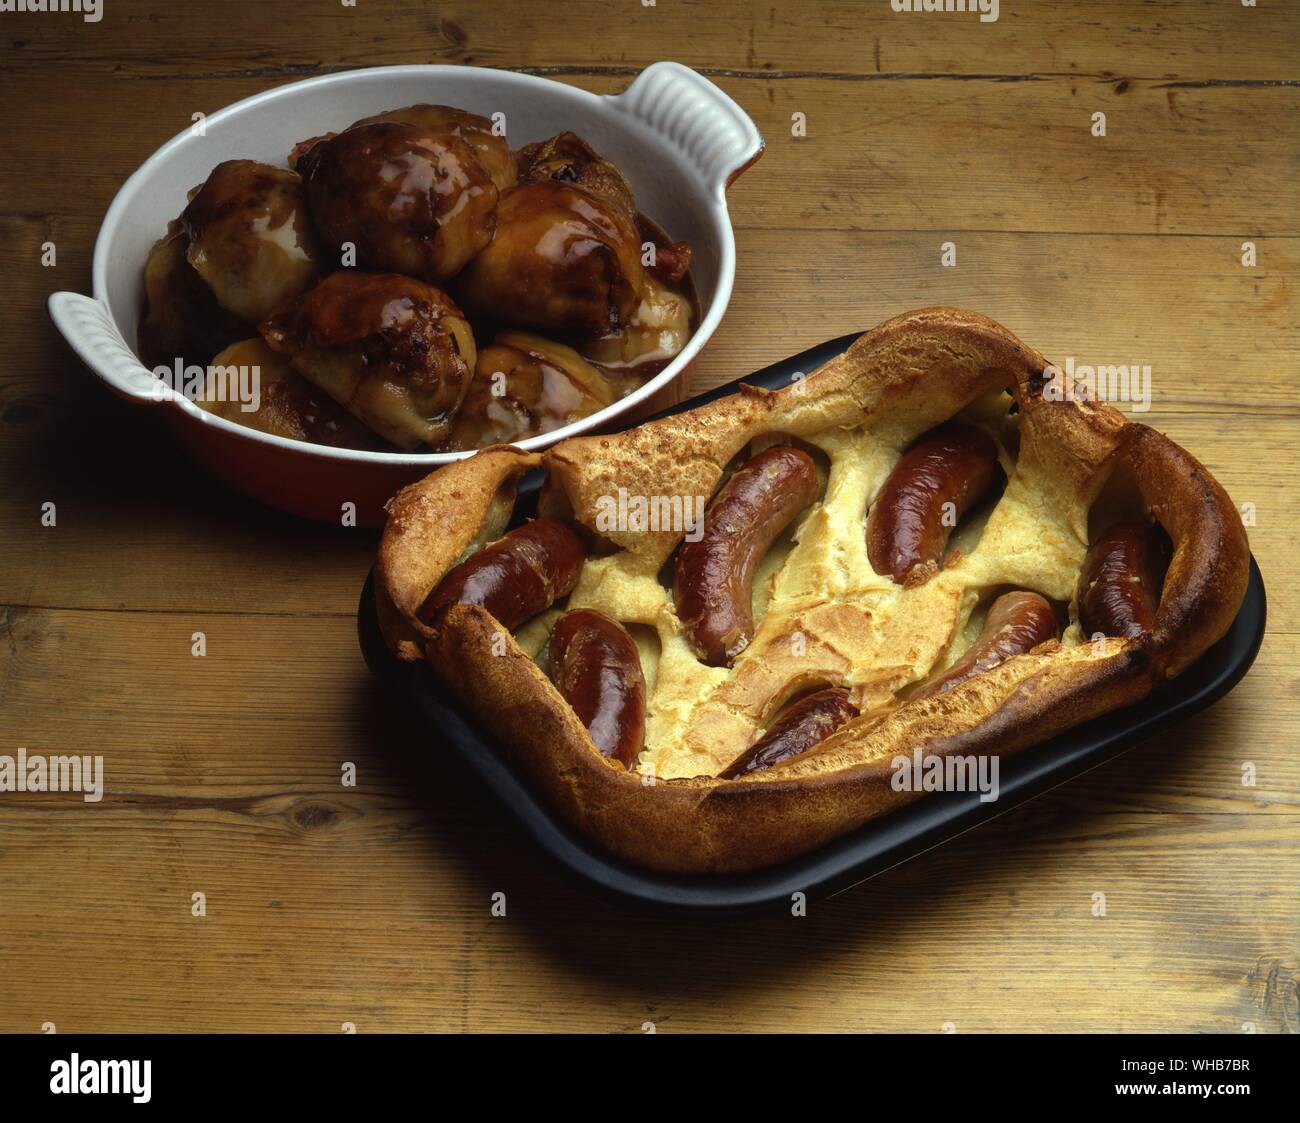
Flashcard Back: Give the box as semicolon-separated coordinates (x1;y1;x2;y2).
418;518;587;630
915;590;1058;699
866;421;1001;586
549;609;646;768
721;687;859;778
1077;519;1168;639
673;446;819;666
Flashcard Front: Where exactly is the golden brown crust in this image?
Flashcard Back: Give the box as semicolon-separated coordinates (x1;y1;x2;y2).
376;445;540;659
377;308;1252;872
1124;426;1250;675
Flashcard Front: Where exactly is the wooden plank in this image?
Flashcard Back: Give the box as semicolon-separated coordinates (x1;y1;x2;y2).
1055;631;1298;813
0;611;1294;1033
716;229;1300;405
2;805;1295;1032
4;0;1297;82
1;73;1295;238
725;74;1300;236
2;0;1296;1038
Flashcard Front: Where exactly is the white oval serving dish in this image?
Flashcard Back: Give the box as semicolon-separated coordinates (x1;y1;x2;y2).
48;61;763;524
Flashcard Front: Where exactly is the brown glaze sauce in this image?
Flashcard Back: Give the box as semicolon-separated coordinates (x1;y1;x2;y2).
138;109;697;452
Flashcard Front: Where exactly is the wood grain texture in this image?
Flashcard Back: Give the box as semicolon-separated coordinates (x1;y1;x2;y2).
3;74;1297;236
0;0;1296;1034
5;0;1297;81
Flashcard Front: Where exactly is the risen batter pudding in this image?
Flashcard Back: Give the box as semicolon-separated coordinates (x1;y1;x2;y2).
375;308;1249;873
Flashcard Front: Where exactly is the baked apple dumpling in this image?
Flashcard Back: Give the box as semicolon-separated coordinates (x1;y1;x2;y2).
350;104;517;194
297;122;499;283
515;131;637;220
259;272;477;450
443;331;635;451
460;132;694;370
196;337;381;449
515;132;692;288
137;220;249;371
180;160;320;324
456;180;644;342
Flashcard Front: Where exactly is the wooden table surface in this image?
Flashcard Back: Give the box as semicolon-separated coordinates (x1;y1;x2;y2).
1;1;1296;1034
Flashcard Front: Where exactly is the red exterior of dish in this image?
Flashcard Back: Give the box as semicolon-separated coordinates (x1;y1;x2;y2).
159;351;698;527
162;407;427;527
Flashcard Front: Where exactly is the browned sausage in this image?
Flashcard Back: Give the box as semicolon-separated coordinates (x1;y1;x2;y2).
549;609;646;768
674;446;819;666
915;590;1058;699
721;688;859;778
1077;519;1169;639
418;518;586;630
866;421;1001;585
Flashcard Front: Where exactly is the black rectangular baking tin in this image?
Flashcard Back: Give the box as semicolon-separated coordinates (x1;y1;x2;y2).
358;333;1267;913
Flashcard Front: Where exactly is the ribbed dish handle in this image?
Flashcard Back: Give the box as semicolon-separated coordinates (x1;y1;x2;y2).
608;61;764;195
48;292;163;403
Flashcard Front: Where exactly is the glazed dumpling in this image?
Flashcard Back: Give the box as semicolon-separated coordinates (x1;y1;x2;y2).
515;131;691;288
459;132;694;367
180;160;320;323
259;272;476;450
197;338;382;449
350;104;516;194
296;121;499;283
137;220;249;371
455;179;645;341
443;331;633;450
515;131;637;219
577;274;693;372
